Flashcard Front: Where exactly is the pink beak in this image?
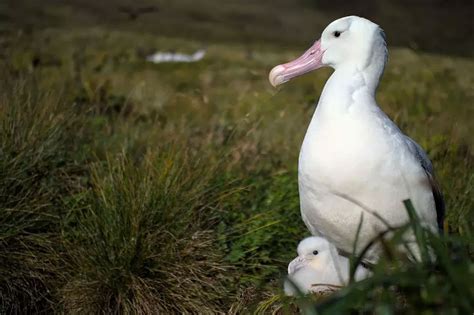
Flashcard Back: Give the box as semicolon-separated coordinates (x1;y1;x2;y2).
269;39;325;87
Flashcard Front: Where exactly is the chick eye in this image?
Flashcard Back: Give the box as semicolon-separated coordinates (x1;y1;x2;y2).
333;31;341;38
312;250;319;255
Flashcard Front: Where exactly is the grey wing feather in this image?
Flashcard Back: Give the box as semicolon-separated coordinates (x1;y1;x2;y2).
404;136;445;232
404;136;434;173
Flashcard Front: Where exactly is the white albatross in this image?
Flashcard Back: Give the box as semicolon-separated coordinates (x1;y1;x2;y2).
284;236;370;296
146;49;206;63
269;16;444;263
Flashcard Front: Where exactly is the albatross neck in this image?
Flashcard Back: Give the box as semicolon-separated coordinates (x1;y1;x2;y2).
315;50;387;118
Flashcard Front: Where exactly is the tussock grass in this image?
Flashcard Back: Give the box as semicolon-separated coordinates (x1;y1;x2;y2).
61;149;235;313
0;75;81;313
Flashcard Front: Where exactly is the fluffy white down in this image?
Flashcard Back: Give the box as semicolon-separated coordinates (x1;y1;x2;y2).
284;237;370;296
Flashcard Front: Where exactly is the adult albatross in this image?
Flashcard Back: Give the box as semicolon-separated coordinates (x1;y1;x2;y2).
269;16;444;262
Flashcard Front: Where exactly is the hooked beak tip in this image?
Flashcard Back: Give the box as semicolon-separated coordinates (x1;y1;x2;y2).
269;65;286;87
268;39;324;87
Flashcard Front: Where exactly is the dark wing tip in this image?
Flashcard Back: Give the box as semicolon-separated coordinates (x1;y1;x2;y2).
425;171;445;233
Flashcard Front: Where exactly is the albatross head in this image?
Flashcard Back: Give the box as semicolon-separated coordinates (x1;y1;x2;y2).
287;236;335;274
269;16;387;87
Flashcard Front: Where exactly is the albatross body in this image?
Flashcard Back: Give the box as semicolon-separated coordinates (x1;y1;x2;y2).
269;16;444;262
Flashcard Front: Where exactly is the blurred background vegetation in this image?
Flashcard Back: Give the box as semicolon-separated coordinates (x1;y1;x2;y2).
3;0;473;56
0;0;473;313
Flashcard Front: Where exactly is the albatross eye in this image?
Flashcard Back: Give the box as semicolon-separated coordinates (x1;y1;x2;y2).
312;250;319;255
333;31;341;38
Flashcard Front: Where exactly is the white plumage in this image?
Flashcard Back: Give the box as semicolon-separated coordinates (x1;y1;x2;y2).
270;16;443;263
146;49;206;63
284;236;370;296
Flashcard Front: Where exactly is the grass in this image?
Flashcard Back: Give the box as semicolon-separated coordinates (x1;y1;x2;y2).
1;4;473;313
60;150;236;313
0;77;80;313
